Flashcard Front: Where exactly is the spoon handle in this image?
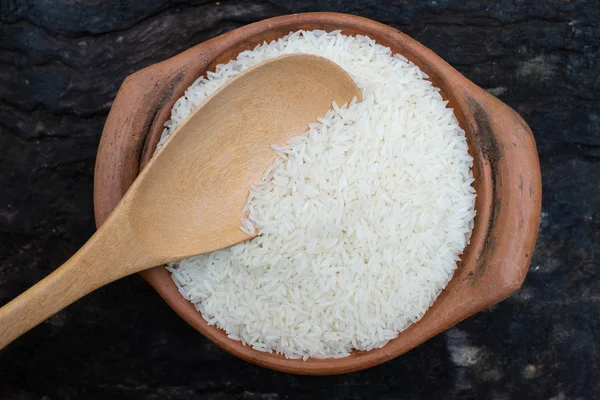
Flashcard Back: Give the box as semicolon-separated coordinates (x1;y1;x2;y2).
0;210;155;349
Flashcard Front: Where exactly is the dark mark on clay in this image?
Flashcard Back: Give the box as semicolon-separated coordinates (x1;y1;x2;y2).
138;70;186;168
519;175;524;193
466;94;503;285
529;184;534;199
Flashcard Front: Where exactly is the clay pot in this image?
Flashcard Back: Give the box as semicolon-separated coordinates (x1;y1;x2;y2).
94;12;541;375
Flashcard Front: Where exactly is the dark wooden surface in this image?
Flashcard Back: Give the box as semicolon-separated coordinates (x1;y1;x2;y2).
1;1;599;399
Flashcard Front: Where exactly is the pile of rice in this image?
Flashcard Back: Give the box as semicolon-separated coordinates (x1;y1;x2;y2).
159;30;476;360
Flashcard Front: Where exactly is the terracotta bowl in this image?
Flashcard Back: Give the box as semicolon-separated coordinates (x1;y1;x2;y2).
94;12;541;375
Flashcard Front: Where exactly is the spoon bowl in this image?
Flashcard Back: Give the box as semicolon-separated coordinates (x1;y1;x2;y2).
128;54;360;259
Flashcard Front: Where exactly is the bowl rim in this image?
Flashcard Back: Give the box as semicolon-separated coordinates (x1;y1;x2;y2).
94;12;542;375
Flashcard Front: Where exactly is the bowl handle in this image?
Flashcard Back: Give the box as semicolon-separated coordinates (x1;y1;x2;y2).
94;43;222;227
456;82;542;302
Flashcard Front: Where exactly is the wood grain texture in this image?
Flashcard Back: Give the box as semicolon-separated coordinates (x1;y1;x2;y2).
1;0;598;398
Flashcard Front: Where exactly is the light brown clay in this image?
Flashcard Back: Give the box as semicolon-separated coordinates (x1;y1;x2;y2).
94;13;542;375
0;54;360;350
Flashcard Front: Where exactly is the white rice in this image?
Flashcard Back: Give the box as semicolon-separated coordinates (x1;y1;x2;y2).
159;30;476;360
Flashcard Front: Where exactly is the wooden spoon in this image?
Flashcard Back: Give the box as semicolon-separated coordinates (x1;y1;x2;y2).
0;54;360;349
